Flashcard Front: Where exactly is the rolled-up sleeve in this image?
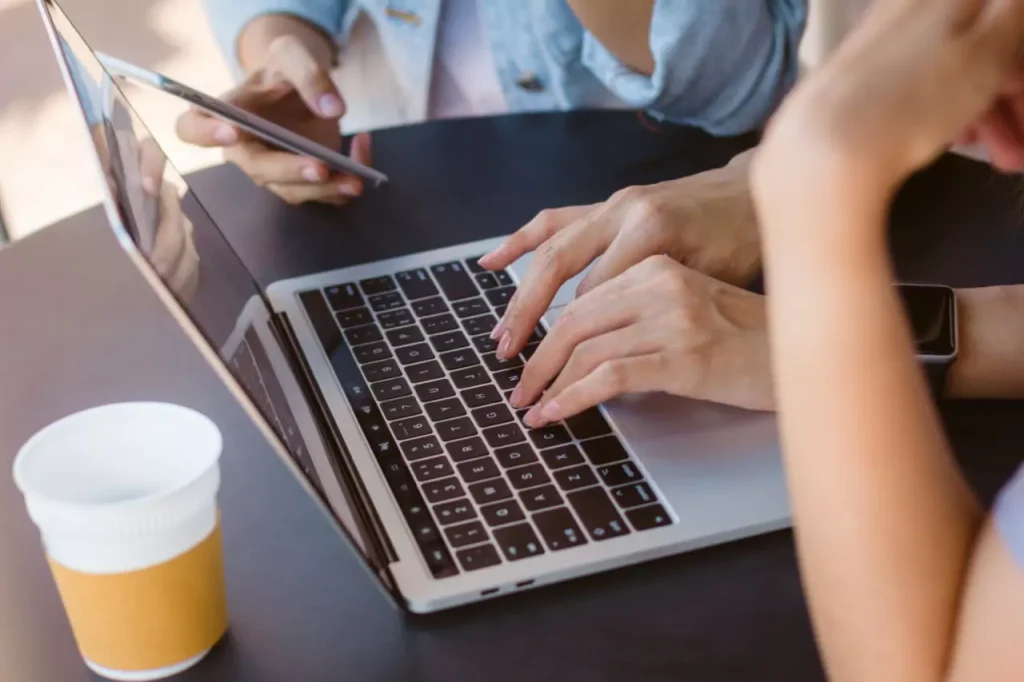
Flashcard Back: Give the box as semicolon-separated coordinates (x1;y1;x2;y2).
995;463;1024;568
201;0;349;76
581;0;807;135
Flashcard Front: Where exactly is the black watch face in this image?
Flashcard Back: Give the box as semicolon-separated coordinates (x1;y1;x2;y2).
899;285;956;357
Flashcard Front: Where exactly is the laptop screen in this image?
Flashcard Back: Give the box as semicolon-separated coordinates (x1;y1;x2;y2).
37;0;376;562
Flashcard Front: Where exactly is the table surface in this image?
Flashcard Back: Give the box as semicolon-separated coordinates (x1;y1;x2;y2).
2;111;1024;682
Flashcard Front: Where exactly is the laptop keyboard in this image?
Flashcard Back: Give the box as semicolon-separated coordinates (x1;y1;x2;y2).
299;257;673;579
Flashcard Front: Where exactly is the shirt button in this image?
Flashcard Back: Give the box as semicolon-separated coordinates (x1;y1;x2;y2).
515;73;544;93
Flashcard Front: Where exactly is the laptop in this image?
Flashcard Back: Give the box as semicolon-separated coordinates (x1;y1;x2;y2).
38;0;790;613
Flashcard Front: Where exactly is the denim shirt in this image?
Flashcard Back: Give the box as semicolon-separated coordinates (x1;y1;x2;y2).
201;0;807;135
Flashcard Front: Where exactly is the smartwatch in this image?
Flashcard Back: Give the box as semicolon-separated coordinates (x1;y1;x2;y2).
897;284;958;396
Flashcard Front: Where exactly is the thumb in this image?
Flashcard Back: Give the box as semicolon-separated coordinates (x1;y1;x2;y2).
266;35;346;119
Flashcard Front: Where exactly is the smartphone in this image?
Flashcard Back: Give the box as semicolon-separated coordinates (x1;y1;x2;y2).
97;53;389;188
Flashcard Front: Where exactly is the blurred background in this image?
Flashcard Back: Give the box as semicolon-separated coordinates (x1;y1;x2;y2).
0;0;232;240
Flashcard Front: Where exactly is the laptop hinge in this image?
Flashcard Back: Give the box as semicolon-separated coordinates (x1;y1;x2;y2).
269;311;400;581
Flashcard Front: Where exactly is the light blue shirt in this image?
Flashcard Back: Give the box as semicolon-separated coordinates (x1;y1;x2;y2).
200;0;806;135
995;464;1024;567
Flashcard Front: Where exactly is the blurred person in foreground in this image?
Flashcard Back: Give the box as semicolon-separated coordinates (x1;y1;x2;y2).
178;0;806;205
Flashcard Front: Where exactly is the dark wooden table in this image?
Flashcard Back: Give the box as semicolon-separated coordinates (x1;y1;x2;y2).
2;112;1023;682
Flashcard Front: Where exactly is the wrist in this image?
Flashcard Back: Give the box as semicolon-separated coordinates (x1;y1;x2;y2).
947;286;1024;399
238;14;336;74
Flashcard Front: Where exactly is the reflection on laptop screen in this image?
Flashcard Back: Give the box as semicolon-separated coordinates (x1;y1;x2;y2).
38;0;370;549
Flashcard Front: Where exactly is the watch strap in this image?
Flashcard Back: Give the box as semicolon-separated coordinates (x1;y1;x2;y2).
923;360;951;397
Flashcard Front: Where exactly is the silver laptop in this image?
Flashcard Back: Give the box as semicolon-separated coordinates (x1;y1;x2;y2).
39;0;789;613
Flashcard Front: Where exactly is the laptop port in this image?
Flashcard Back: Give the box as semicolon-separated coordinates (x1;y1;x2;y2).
514;580;535;589
480;588;500;597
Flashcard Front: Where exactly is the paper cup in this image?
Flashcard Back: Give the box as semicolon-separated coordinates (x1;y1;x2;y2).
13;402;228;681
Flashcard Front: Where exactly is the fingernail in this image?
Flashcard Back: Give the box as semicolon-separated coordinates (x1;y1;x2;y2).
318;94;344;117
540;400;561;422
490;318;506;341
524;404;545;428
509;384;523;407
214;125;237;144
338;182;360;197
302;166;322;182
497;331;513;360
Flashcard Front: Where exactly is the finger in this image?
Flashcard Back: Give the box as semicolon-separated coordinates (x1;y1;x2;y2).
226;140;331;185
510;275;644;408
175;106;239;147
974;103;1024;171
138;137;167;196
523;326;656;427
577;217;669;296
267;181;355;205
350;131;373;166
526;354;667;426
268;36;346;118
478;204;597;270
150;182;187;275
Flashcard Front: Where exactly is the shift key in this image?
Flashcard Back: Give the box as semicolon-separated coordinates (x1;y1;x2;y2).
566;487;631;542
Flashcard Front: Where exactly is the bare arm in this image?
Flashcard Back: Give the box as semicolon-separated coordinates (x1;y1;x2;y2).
237;14;336;74
565;0;655;76
948;285;1024;398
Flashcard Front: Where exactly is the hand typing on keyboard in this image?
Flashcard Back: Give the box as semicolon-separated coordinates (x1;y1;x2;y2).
510;256;774;427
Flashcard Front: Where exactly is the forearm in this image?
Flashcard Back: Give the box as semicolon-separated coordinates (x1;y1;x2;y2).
237;13;336;73
760;185;981;681
566;0;654;76
947;285;1024;399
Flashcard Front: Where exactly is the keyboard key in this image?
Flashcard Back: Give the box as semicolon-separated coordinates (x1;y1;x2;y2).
370;377;411;402
411;456;454;482
507;464;550;490
447;436;489;462
401;436;444;461
482;352;523;373
386;326;424;347
415;378;455;403
362;359;401;383
379;456;409;483
430;331;469;353
541;444;584;470
400;495;430;521
469;478;513;505
528;424;572;449
553;465;598;491
465;257;487;274
480;499;525;527
463;386;502;409
378;309;414;329
380;396;421;421
435;417;477;442
567;487;631;541
422;542;458;578
412;297;448;318
439;349;478;371
410;517;440;544
471;402;513;428
421;313;459;336
337;307;373;328
472;336;498;354
493;523;544;561
474;272;499;290
445;521;488;548
425;398;466;422
423;477;465;504
492;367;523;391
395;343;434;365
485;286;516;307
581;436;630;465
325;283;364;311
565;408;613;440
354;342;391;364
522;343;540;360
453;298;489;318
597;461;642;487
627;504;672;531
456;544;501;572
493;304;508;318
434;499;476;526
494;271;513;287
463;313;499;337
483;423;525;448
406;360;444;384
451;365;490;388
532;507;586;552
345;324;384;346
395;269;439;300
494;443;538;469
521;484;563;512
360;275;397;296
369;291;404;312
391;415;431;441
612;482;657;509
457;456;501;483
431;262;478;301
